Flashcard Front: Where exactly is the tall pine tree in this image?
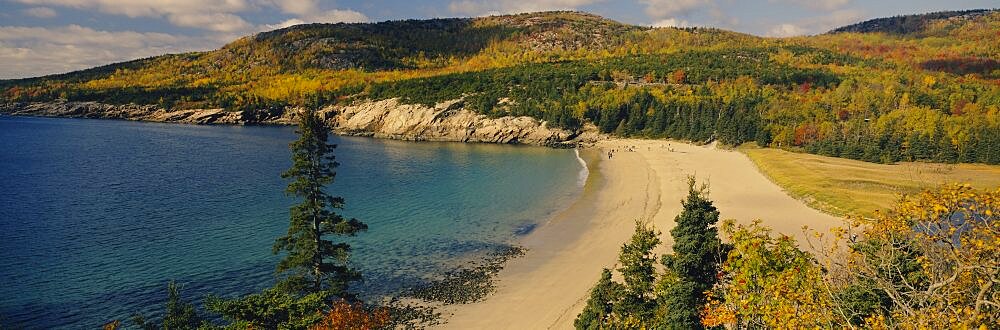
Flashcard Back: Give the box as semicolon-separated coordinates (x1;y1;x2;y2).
614;221;661;322
574;268;623;329
659;177;728;329
275;109;367;297
131;282;203;330
575;222;660;328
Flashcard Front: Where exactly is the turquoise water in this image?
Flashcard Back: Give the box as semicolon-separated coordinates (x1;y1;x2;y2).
0;116;584;329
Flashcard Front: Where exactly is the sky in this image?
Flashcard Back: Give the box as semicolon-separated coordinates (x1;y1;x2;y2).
1;0;996;79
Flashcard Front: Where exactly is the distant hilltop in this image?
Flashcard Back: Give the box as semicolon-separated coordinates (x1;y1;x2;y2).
829;8;999;35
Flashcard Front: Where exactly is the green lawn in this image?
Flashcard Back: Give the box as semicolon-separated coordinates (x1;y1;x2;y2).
741;145;1000;217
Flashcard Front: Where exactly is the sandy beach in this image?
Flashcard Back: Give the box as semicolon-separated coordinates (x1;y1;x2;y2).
436;139;842;329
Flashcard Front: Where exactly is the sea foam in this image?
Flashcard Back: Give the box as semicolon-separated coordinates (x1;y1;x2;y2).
575;147;589;187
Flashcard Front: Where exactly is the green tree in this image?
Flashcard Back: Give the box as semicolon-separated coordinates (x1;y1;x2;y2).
614;221;661;323
132;281;204;330
204;288;330;330
658;177;727;329
575;268;622;329
274;109;368;297
932;127;957;163
575;222;661;329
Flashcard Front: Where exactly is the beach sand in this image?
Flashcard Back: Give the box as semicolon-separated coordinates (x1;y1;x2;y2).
436;139;842;329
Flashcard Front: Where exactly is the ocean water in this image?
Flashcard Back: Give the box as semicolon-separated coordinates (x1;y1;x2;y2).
0;116;585;329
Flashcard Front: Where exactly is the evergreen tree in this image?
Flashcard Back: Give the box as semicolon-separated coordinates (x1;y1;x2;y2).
659;177;727;329
932;126;957;163
132;282;203;330
614;222;661;322
575;268;623;329
575;222;661;329
204;288;330;330
274;110;368;297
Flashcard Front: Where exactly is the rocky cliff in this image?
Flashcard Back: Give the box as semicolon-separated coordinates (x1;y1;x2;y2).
0;101;244;124
0;99;601;146
318;98;600;145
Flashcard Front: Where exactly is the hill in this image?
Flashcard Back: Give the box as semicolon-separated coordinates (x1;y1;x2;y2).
829;9;997;35
1;10;998;164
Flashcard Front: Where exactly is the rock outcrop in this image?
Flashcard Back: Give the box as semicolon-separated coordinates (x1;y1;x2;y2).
1;99;603;146
320;98;599;146
0;101;244;125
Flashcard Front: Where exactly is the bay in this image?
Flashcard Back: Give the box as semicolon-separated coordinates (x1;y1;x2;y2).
0;116;584;329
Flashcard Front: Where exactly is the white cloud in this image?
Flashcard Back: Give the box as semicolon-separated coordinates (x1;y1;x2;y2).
269;0;317;16
769;0;851;11
768;23;806;37
23;6;58;18
639;0;712;19
637;0;740;30
14;0;251;18
262;0;368;22
307;9;368;23
651;18;690;28
820;9;865;30
0;24;215;79
768;8;864;36
762;0;860;36
14;0;253;32
259;9;369;31
258;0;368;30
13;0;369;33
447;0;601;16
168;12;252;32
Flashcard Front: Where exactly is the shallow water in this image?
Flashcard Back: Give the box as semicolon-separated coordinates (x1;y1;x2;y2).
0;116;584;329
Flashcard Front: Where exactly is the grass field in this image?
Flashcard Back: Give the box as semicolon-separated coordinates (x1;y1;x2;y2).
740;145;1000;217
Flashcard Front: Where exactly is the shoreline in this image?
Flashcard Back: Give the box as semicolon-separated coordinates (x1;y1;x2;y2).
3;114;842;328
436;138;842;329
0;100;601;147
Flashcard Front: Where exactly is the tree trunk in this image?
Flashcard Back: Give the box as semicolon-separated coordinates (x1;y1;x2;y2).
311;153;323;293
314;213;321;292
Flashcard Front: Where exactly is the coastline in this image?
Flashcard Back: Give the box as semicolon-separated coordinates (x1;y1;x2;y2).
2;114;843;328
436;138;842;329
0;100;604;147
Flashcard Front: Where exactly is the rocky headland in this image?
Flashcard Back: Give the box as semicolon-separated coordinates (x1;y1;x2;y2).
0;99;602;147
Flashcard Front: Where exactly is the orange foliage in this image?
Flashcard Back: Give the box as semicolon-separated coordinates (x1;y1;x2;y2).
669;69;686;84
793;123;818;146
311;300;390;330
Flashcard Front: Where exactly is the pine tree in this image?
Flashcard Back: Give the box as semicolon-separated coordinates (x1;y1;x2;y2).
132;282;203;330
575;222;660;329
575;268;623;329
659;177;727;329
932;126;957;163
274;109;367;297
614;222;661;322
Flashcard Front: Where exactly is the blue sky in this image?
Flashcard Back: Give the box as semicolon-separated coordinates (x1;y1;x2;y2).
1;0;996;79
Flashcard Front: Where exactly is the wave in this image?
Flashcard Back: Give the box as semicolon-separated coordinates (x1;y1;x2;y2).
574;148;589;187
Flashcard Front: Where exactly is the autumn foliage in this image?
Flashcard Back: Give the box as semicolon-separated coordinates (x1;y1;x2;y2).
701;184;999;328
3;11;1000;164
702;220;834;328
311;300;390;330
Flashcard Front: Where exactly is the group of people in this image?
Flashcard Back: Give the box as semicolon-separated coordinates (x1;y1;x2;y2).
607;143;676;159
607;145;639;159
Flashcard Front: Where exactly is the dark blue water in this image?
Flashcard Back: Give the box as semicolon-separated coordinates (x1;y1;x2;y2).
0;116;584;329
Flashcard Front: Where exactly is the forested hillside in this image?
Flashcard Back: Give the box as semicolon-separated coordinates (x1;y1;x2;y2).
2;10;998;164
829;9;996;35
